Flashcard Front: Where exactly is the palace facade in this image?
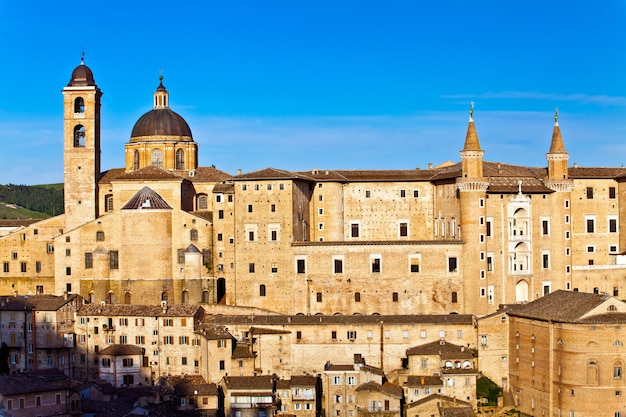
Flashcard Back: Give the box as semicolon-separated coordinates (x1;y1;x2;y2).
0;60;625;317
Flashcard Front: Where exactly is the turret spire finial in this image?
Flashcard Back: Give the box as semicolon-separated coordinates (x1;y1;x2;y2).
469;102;474;121
554;107;559;125
80;47;85;65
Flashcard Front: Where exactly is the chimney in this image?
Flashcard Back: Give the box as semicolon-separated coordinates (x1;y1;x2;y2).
237;168;242;175
428;163;433;170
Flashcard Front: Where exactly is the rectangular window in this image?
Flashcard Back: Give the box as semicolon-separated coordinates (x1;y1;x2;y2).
85;252;93;269
410;258;420;273
399;222;408;237
297;259;306;274
20;262;26;273
122;358;133;367
543;253;550;269
392;292;398;302
400;189;406;198
542;219;549;235
486;219;492;237
136;336;145;344
332;376;342;385
351;223;359;238
2;262;8;273
247;204;253;213
331;330;337;339
610;218;618;233
587;218;595;233
316;292;322;302
271;204;276;212
334;258;343;273
109;250;119;269
587;187;594;199
371;257;381;273
249;263;255;273
347;331;357;340
271;230;277;241
66;266;71;275
610;187;616;199
218;210;224;219
487;255;493;272
448;257;458;272
35;261;41;273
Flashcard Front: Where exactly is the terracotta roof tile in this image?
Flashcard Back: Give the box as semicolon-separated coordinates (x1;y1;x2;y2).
355;381;403;398
201;314;474;326
507;290;623;323
0;294;81;311
406;375;443;387
78;303;204;318
406;340;476;359
98;344;144;356
235;168;315;181
222;375;275;390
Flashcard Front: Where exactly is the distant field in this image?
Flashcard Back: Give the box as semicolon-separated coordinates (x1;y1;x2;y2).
38;183;64;191
0;183;63;219
0;202;49;219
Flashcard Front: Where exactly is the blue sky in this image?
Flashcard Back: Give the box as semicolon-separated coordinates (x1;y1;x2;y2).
0;0;625;184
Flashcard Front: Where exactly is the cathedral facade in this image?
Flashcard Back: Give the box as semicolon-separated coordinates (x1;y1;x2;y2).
1;60;625;316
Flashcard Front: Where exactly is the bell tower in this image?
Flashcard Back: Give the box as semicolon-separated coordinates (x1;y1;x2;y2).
62;55;102;231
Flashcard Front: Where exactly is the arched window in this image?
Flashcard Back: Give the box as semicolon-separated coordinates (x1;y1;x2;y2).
260;284;266;297
161;291;169;302
105;195;113;212
190;229;198;241
451;291;458;303
202;290;209;303
217;278;226;303
73;125;86;147
89;292;95;304
133;150;140;170
198;195;208;210
515;280;529;303
182;290;189;304
176;149;185;170
151;148;163;168
74;97;85;113
107;292;114;304
124;292;131;304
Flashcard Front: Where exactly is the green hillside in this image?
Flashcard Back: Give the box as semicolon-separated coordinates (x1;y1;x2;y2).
0;184;64;219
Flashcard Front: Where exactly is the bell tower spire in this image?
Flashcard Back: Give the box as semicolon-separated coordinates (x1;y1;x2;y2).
460;102;485;179
545;108;572;189
62;55;102;231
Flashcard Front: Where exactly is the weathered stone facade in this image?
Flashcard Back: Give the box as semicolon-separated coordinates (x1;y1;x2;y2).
3;61;626;319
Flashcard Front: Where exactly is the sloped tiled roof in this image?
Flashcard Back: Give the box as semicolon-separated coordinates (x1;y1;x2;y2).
100;166;231;183
297;169;436;182
222;375;275;391
569;167;626;179
197;324;233;340
406;375;443;387
235;167;315;181
201;314;474;326
0;294;81;311
406;340;476;359
98;344;144;356
121;187;172;210
507;290;626;323
250;326;291;335
232;343;256;359
78;303;204;318
355;381;403;398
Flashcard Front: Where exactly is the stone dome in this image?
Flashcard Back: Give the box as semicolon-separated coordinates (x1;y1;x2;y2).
129;76;193;143
68;59;96;87
130;108;193;142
